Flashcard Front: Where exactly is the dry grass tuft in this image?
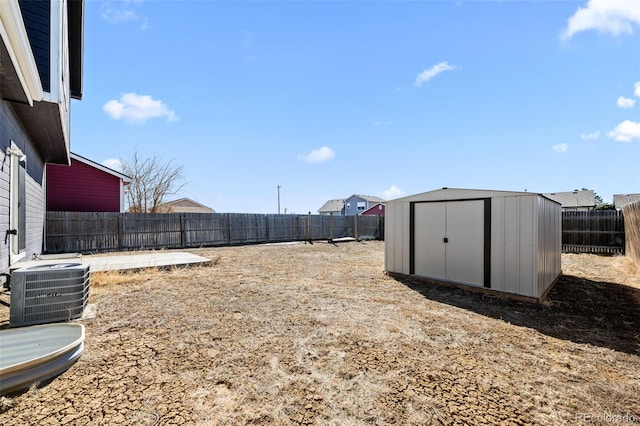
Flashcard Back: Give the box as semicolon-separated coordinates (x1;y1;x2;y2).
0;397;13;413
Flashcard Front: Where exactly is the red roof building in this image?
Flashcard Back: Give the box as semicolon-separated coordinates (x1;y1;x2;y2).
361;203;385;216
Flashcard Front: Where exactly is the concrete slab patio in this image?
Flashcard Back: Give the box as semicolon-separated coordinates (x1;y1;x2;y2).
12;252;211;272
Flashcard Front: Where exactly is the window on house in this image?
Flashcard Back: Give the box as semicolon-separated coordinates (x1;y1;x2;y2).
357;202;366;211
346;203;351;209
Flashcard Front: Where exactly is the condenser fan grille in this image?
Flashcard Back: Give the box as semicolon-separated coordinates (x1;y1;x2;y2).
10;263;90;327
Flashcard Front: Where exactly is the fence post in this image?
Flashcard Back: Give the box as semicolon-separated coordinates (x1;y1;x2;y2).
180;213;185;248
354;214;359;241
118;213;123;251
329;212;334;242
308;212;312;242
265;214;270;242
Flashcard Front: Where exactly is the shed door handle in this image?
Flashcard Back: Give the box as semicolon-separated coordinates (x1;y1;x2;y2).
443;237;448;243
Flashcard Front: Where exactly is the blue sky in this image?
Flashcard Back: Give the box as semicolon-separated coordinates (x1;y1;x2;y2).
71;0;640;213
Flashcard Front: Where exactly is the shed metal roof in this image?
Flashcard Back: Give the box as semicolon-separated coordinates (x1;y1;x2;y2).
387;187;559;204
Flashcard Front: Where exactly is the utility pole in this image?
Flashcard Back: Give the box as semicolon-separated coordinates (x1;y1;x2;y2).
277;185;281;214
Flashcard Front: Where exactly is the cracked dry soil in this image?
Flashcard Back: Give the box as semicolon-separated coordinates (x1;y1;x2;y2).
0;241;639;425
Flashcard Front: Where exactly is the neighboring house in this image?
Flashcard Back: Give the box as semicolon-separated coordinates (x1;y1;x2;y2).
361;203;385;216
317;199;345;215
0;0;83;274
154;198;215;213
543;190;596;211
46;153;131;212
344;194;385;216
613;194;640;210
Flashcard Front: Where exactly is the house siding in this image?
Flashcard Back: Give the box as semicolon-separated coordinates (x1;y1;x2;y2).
47;158;122;212
19;0;51;92
0;101;47;275
344;196;370;216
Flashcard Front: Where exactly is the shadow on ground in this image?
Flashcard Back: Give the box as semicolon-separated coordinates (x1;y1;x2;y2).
395;274;640;356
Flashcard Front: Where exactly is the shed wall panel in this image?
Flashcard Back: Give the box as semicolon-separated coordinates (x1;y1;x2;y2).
518;196;536;297
401;203;410;273
386;202;411;275
502;196;520;294
384;203;397;272
490;197;506;292
536;197;562;296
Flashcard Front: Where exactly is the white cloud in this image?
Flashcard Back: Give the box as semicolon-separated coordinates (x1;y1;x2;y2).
552;144;569;153
381;185;404;199
102;8;137;24
101;1;148;30
103;93;177;124
102;158;123;171
617;96;636;108
300;146;335;164
635;81;640;97
414;62;457;87
374;120;393;127
561;0;640;40
580;131;600;140
607;120;640;142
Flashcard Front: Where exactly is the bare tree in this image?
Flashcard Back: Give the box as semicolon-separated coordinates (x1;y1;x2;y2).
120;151;186;213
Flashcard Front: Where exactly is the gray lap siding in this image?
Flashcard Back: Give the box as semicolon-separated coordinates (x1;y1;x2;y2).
0;101;47;276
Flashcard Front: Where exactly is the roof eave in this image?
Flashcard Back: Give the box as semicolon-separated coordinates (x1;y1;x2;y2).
0;0;44;106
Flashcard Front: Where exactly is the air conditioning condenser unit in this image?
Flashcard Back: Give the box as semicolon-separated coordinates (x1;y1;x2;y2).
10;263;90;327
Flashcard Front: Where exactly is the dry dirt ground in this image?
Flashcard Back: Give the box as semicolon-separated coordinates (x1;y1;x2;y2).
1;241;639;425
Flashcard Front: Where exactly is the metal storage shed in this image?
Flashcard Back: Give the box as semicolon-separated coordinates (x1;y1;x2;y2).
385;188;562;301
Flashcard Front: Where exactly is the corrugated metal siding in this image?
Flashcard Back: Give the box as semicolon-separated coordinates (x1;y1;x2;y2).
46;158;121;212
490;196;537;297
384;202;410;274
536;197;562;297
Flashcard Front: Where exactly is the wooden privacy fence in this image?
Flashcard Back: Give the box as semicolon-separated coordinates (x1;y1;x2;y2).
45;212;385;254
622;201;640;264
561;210;625;255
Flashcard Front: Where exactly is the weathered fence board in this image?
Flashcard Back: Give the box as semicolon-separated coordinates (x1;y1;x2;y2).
561;210;625;255
45;212;383;254
46;210;624;256
622;201;640;264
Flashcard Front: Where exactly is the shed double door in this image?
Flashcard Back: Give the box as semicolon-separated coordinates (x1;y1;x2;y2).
413;200;486;287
